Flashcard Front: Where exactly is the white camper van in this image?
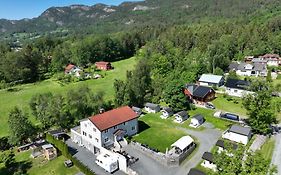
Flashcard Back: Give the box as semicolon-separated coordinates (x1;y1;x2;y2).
95;153;118;173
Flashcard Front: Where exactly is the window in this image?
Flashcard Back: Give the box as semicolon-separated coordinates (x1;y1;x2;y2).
84;123;87;127
132;126;136;130
105;138;109;142
93;128;96;132
82;131;87;136
104;129;108;133
95;138;99;143
234;90;238;93
114;126;117;129
89;134;92;139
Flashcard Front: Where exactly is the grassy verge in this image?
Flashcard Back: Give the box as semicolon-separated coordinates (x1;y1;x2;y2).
0;57;137;137
259;137;275;161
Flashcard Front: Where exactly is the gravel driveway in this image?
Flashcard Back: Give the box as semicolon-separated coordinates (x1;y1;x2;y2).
123;123;222;175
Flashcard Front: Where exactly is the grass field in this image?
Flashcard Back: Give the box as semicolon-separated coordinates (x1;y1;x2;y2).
0;57;137;137
0;150;79;175
259;137;275;161
212;94;248;117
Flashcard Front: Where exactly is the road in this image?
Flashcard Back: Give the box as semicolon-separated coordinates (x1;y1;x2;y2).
271;133;281;174
124;123;222;175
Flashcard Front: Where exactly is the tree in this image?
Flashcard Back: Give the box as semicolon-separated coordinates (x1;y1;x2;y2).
266;70;272;82
8;107;35;145
227;70;238;80
0;150;15;167
114;79;129;106
242;82;277;134
0;137;11;151
214;67;224;76
163;79;190;111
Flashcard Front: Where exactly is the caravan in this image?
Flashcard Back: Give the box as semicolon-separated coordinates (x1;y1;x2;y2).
95;153;118;173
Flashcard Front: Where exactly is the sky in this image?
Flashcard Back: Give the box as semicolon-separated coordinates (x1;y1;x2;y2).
0;0;139;20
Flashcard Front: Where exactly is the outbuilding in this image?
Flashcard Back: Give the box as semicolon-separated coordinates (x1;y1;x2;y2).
160;107;173;119
144;103;160;113
132;106;142;116
174;111;188;123
198;74;224;87
190;114;205;128
216;139;238;153
225;79;253;97
201;152;216;171
222;125;252;145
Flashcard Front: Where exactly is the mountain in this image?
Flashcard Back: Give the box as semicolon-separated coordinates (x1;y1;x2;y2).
1;0;281;38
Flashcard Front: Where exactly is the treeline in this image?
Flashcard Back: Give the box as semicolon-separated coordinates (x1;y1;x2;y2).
0;27;163;85
6;85;110;145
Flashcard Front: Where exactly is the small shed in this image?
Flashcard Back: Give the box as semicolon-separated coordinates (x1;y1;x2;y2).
160;107;173;119
198;74;224;87
174;111;188;123
222;125;252;145
188;168;206;175
144;103;160;113
132;106;142;116
95;61;112;70
42;144;57;160
190;114;205;128
201;152;216;170
171;136;194;153
216;139;238;153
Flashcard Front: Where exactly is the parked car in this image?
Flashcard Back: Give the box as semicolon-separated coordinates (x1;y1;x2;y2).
205;102;215;109
220;113;239;122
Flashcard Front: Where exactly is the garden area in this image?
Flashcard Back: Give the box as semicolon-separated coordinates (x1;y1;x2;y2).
0;150;79;175
0;57;137;137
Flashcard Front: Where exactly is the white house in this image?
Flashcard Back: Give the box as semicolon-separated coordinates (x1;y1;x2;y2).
71;106;138;154
222;125;252;145
225;79;254;97
229;62;267;77
160;107;173;119
65;64;82;77
190;114;205;128
144;103;160;113
198;74;224;87
201;152;216;171
174;111;188;123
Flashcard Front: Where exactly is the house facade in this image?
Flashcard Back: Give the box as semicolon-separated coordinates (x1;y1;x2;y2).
174;111;188;123
228;62;267;77
184;84;216;104
222;125;252;145
71;106;138;154
95;61;113;70
201;152;216;171
198;74;224;87
65;64;82;77
190;114;205;128
144;103;160;113
160;107;173;119
225;79;254;97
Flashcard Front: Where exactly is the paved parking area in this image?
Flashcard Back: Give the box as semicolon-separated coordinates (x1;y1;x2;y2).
66;140;126;175
123;123;222;175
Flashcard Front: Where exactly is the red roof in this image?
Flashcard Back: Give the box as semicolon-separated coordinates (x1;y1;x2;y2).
95;61;110;66
65;64;75;72
89;106;138;131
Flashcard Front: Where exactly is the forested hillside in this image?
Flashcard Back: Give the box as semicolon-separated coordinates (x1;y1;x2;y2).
1;0;281;41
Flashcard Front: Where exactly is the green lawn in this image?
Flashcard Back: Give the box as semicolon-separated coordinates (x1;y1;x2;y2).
0;150;79;175
0;57;137;137
132;113;188;152
259;137;275;161
212;94;248;117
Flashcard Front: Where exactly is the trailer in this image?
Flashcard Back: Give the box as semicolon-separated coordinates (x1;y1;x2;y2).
95;153;118;173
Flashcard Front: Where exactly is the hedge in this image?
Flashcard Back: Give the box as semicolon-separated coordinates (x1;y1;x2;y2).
46;133;95;175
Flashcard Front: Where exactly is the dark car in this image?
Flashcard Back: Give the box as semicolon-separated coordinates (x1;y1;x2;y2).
205;103;215;109
221;113;239;121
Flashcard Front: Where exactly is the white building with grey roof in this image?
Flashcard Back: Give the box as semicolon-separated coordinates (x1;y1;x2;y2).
222;125;252;145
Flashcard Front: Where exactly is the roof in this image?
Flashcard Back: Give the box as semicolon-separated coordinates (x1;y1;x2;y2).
89;106;138;131
186;84;214;98
188;168;206;175
236;63;266;72
202;152;214;162
145;103;159;110
199;74;223;84
42;144;54;150
95;61;110;65
225;79;250;90
132;106;142;112
162;107;173;113
48;129;64;136
216;140;238;150
261;54;280;58
229;125;251;136
175;111;188;117
65;64;75;72
229;62;239;70
193;114;204;121
171;136;194;150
